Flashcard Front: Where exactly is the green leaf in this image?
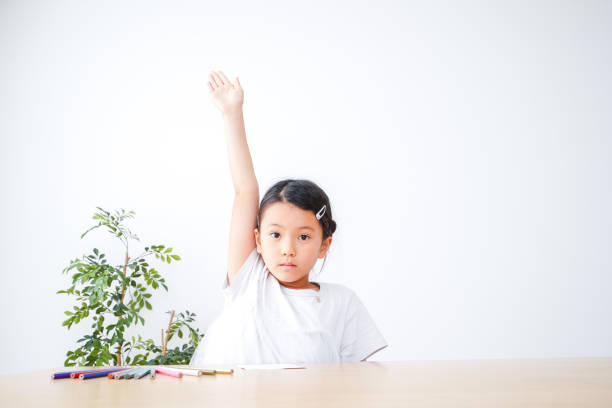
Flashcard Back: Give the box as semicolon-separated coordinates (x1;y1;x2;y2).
80;223;101;239
171;255;181;260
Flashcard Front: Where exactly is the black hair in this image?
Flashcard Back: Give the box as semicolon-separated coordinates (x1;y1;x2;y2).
256;179;337;276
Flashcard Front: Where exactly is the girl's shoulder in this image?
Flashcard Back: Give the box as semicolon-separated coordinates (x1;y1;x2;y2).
321;281;352;293
320;282;359;302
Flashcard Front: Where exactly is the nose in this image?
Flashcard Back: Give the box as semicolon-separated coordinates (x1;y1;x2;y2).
281;239;295;257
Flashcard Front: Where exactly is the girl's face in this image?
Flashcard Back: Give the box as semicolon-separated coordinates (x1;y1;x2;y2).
254;201;332;289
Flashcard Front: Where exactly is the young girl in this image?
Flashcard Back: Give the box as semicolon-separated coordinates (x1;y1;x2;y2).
189;70;388;365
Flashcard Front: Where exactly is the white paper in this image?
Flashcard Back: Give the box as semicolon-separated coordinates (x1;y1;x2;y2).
238;363;306;370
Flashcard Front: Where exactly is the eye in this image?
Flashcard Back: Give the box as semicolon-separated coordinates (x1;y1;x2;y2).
270;232;280;238
299;234;310;241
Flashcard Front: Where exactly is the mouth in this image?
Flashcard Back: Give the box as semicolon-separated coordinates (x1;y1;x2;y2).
279;263;297;269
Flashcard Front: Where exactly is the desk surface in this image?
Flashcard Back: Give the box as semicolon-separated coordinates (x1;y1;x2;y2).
1;358;611;407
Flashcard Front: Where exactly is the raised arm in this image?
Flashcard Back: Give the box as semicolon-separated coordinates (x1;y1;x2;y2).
208;70;259;286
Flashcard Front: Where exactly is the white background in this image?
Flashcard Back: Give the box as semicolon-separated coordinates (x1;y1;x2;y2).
1;0;610;375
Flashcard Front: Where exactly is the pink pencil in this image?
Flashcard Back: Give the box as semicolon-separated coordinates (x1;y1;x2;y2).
155;367;182;378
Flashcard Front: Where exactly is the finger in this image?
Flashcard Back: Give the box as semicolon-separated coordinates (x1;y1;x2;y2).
207;81;214;92
212;71;225;86
218;71;232;86
209;72;220;88
235;77;242;88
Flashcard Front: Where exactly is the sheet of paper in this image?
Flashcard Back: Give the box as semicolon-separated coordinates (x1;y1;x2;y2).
238;363;306;370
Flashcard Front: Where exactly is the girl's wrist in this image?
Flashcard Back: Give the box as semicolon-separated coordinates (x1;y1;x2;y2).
222;107;243;119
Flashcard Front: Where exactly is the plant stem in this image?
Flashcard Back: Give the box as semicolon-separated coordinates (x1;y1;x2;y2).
120;251;129;303
116;251;130;365
162;310;175;356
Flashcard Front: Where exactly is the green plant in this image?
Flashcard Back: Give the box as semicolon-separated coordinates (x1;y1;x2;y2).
123;310;203;365
58;207;203;366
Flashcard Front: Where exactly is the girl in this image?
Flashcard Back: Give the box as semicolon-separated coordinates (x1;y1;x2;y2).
189;70;388;365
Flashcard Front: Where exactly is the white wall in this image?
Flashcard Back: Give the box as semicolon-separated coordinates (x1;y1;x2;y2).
1;0;610;375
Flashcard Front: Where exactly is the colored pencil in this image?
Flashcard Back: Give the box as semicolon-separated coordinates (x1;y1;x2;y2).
124;367;147;379
155;367;182;378
52;369;81;380
189;367;233;375
52;373;72;380
135;368;151;379
164;367;203;376
120;367;143;379
80;368;126;380
52;367;126;379
52;370;83;380
70;367;124;379
115;367;141;379
108;368;134;379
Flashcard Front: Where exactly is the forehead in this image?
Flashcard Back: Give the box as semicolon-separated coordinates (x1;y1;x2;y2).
261;202;318;228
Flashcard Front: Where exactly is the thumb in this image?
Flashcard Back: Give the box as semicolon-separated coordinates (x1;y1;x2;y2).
235;77;242;88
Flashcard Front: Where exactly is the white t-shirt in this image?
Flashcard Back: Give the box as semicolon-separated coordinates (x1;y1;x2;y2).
189;248;388;366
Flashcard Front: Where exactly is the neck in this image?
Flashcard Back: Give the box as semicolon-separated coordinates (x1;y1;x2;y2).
279;279;320;291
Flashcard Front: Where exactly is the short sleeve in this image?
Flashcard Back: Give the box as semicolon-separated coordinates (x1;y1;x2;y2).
340;292;388;362
221;247;263;302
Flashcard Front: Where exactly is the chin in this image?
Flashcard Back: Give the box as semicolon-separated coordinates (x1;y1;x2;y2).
273;270;300;283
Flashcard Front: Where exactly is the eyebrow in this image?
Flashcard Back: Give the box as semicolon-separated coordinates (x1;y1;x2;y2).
267;223;315;231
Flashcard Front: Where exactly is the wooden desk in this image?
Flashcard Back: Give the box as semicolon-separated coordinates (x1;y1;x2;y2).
1;358;611;407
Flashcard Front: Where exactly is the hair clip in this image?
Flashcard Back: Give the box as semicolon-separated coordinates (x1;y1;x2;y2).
316;204;326;220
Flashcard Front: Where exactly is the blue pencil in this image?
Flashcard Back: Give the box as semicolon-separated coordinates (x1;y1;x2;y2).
79;368;125;380
123;367;143;379
126;367;148;379
135;368;151;379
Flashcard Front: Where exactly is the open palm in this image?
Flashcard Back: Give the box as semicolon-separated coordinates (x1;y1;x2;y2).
208;70;244;114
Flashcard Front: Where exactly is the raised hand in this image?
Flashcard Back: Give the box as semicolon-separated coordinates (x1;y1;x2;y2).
208;70;244;115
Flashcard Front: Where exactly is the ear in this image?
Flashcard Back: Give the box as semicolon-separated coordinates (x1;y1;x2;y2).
254;228;262;254
318;236;332;259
